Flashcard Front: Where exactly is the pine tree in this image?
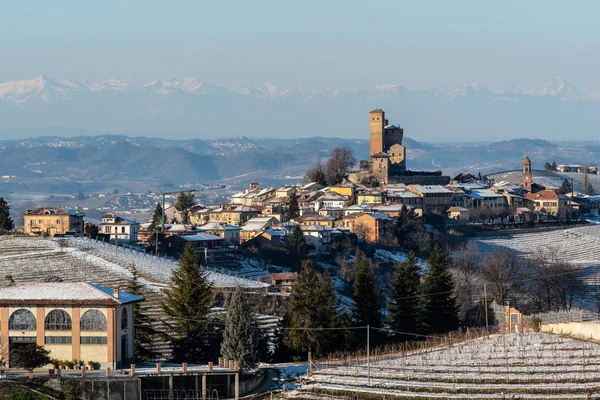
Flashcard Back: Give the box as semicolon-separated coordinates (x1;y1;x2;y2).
283;260;342;355
175;192;195;225
422;244;459;335
351;251;382;347
387;252;421;342
0;198;14;232
220;287;266;370
551;161;557;171
162;244;214;362
287;190;300;220
559;178;572;195
585;181;597;196
127;267;160;361
148;202;164;231
288;224;305;256
544;162;552;171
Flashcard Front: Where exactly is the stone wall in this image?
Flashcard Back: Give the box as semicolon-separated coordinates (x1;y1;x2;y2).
542;322;600;340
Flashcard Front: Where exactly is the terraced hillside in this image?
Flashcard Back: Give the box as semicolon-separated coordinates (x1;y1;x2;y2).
292;332;600;399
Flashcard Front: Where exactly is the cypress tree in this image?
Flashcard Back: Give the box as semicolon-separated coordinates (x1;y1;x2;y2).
351;251;382;347
220;287;266;370
283;260;342;355
387;252;421;341
162;243;214;362
422;244;459;335
0;198;14;232
127;267;160;361
559;178;572;195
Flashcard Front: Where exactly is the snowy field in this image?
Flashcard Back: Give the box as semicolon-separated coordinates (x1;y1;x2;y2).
290;332;600;399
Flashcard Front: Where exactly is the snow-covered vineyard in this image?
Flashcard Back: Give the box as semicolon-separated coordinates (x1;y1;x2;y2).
290;332;600;399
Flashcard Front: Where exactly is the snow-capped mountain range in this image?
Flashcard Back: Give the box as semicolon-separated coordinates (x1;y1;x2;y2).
0;75;592;104
1;75;600;141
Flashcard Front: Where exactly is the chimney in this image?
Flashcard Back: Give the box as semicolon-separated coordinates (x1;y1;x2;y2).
113;285;120;298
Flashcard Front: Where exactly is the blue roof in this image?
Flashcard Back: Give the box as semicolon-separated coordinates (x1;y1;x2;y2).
89;284;144;305
68;209;85;217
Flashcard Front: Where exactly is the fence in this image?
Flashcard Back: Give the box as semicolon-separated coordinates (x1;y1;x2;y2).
525;309;600;325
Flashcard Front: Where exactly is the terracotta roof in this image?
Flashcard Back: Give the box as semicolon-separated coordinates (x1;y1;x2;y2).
25;207;68;216
369;109;384;114
271;272;298;281
524;190;559;201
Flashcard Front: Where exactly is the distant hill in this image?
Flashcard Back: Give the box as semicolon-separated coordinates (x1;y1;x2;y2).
1;135;600;195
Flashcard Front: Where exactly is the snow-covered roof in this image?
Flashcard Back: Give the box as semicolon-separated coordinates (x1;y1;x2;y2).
467;189;505;199
180;233;224;242
384;124;399;130
408;185;453;194
198;222;240;231
0;282;143;306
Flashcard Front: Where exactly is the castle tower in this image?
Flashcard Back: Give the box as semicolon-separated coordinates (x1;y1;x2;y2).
522;154;532;191
369;109;385;156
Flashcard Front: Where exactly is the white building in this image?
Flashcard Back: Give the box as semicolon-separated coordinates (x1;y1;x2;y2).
100;214;139;245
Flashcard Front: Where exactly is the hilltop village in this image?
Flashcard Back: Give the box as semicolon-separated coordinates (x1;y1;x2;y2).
1;109;600;400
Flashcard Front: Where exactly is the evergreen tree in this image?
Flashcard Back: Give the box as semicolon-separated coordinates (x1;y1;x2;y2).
559;178;572;195
127;267;160;361
283;260;342;355
175;192;195;224
287;190;300;220
387;252;421;341
422;244;459;335
351;251;382;347
288;224;305;256
544;162;552;171
221;286;266;370
148;202;164;231
162;244;214;362
551;161;558;171
0;198;14;232
585;181;597;196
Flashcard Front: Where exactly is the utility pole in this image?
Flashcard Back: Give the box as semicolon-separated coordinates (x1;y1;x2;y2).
367;325;370;387
484;283;489;332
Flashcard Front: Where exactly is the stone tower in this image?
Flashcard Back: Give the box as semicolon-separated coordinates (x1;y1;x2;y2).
522;154;532;191
369;109;385;156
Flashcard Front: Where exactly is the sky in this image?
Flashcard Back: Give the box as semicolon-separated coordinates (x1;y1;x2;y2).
2;1;600;92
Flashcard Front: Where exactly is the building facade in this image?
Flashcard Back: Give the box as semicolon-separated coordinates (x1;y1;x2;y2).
0;282;142;369
24;208;85;237
99;214;139;245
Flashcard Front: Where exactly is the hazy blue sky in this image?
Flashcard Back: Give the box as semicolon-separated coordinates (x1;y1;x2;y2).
2;1;600;91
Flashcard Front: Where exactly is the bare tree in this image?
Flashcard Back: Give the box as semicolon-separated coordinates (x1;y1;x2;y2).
524;248;584;312
480;249;522;306
324;147;356;185
305;156;327;185
451;243;482;323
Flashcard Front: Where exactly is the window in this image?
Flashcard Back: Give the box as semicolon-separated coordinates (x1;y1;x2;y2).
80;310;107;331
9;309;36;330
30;220;34;227
45;309;72;331
121;308;128;330
45;336;72;344
121;227;125;233
80;336;108;345
56;219;60;224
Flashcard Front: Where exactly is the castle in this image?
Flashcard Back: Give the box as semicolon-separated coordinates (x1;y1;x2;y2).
348;109;449;185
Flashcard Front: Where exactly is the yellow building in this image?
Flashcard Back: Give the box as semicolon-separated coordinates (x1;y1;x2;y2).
329;184;355;199
24;207;85;236
0;282;142;369
341;213;393;243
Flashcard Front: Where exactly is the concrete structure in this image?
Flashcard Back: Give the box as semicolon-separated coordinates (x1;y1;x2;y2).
99;214;139;245
0;282;142;369
24;207;85;237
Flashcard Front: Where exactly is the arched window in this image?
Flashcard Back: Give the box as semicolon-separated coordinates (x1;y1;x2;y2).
80;310;107;331
9;309;36;330
45;309;72;331
121;308;128;330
